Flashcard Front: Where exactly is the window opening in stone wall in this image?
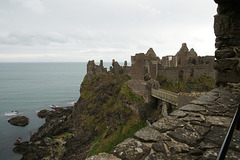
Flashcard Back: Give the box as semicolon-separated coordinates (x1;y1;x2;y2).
178;58;181;65
179;69;184;79
190;68;194;77
145;67;149;74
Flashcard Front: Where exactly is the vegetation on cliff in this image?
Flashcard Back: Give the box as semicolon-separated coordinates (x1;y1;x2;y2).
70;73;147;158
88;118;146;157
157;75;216;93
14;73;154;159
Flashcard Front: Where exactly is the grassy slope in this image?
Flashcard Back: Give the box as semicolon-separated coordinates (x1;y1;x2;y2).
75;73;146;157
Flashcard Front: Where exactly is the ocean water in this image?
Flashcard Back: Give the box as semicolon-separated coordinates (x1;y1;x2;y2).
0;62;90;160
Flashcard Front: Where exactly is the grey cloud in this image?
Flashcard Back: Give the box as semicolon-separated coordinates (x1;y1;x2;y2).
0;0;217;62
9;0;46;14
0;32;69;45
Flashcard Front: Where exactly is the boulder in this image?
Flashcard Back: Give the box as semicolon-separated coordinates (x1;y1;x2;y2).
8;116;29;126
37;109;50;118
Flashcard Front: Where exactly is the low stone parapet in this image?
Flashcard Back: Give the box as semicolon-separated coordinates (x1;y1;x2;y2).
88;85;240;159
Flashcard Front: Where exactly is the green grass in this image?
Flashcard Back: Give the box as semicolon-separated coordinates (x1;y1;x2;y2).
88;118;146;157
52;132;73;139
78;73;148;158
120;84;144;104
159;75;216;93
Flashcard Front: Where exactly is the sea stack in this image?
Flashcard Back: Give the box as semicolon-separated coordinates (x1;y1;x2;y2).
8;116;29;126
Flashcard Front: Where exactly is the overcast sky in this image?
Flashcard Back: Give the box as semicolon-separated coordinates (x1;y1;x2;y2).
0;0;217;62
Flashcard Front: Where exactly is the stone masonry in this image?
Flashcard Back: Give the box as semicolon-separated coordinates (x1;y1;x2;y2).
214;0;240;85
87;44;215;83
158;43;215;82
88;83;240;160
87;60;107;80
131;48;160;80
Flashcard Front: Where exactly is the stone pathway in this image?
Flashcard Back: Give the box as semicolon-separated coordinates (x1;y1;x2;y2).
88;85;240;160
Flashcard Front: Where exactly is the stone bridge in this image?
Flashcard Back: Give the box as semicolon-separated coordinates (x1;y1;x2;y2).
151;88;203;110
151;88;179;107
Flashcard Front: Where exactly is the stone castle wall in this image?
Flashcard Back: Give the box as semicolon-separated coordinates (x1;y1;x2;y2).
131;53;146;80
214;0;240;85
87;59;131;80
158;64;215;82
87;43;215;82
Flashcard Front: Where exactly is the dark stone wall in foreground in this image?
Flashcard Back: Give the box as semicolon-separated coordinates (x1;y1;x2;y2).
214;0;240;85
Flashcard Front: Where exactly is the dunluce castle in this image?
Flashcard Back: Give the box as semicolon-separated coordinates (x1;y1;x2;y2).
87;43;215;82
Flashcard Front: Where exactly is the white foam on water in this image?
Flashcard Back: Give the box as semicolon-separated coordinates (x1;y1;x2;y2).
4;111;21;116
67;101;76;105
48;104;59;108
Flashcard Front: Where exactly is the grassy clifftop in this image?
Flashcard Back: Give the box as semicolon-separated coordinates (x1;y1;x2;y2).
71;73;146;158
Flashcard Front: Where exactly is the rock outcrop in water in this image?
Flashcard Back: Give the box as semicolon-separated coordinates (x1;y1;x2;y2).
8;116;29;126
37;109;50;118
14;107;73;159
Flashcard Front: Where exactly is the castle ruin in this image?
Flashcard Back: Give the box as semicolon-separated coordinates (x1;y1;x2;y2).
87;43;215;82
158;43;215;82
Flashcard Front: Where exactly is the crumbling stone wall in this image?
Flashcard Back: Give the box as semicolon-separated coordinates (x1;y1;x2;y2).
109;59;132;76
131;53;146;80
158;65;215;82
122;61;132;76
131;48;160;80
214;0;240;85
87;60;107;80
110;59;123;74
161;43;215;68
158;44;215;82
175;43;198;67
87;44;215;83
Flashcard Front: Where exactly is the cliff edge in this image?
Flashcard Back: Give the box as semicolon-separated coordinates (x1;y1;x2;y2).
14;72;161;160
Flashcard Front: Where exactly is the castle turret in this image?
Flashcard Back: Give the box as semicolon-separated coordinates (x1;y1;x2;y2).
100;60;103;67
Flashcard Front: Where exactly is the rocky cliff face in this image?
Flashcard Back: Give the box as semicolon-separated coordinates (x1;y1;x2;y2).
72;73;131;138
14;73;160;160
67;73;160;159
13;107;73;159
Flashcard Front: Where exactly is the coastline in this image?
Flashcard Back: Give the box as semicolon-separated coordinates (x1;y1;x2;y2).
0;62;86;160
